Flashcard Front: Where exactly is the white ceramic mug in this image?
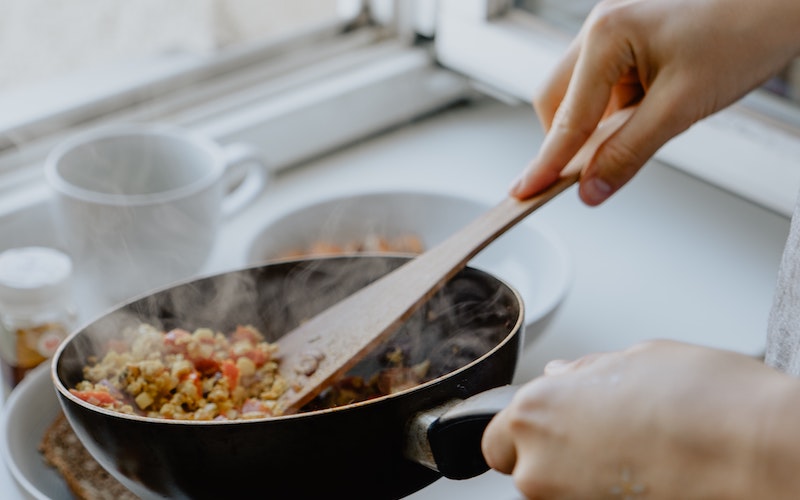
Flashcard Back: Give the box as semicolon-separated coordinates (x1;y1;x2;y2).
44;123;269;303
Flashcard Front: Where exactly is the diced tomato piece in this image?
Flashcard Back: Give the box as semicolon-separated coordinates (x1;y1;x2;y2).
242;348;267;367
221;359;240;391
231;325;261;343
191;356;220;374
164;328;191;343
181;370;203;398
241;398;272;416
70;389;118;406
164;328;191;353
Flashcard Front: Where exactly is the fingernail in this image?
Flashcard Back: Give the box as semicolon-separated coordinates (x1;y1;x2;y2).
582;177;613;205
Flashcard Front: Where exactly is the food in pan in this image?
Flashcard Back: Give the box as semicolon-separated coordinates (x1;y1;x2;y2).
303;350;431;410
275;233;424;259
71;323;287;420
70;319;440;419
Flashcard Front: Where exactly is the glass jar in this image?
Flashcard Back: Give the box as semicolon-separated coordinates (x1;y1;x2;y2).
0;246;76;397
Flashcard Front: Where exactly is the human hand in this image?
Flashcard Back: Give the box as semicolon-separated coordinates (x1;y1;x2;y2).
481;340;800;499
511;0;800;206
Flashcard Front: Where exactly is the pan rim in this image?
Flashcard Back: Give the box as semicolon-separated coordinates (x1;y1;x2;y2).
52;255;525;425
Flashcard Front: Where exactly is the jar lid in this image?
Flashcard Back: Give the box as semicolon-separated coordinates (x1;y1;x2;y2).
0;247;73;306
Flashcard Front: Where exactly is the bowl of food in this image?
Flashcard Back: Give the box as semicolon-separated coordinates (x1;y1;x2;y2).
53;255;524;499
245;189;571;345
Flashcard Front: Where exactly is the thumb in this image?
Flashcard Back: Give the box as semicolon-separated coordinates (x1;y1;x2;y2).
511;104;638;200
579;85;694;205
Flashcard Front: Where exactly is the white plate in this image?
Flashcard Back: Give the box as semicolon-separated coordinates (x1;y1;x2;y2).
1;364;72;500
245;189;572;345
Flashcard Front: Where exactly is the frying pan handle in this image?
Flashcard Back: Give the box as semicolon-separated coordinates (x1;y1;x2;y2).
406;384;519;480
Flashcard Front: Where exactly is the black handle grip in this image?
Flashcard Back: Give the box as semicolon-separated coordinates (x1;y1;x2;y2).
427;384;519;480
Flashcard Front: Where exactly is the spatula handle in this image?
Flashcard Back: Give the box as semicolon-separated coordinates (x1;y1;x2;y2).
276;106;637;414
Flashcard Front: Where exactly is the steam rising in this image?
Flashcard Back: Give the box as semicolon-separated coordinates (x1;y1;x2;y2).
57;256;520;393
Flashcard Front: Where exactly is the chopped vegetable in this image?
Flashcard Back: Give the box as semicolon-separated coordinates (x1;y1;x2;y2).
72;324;285;421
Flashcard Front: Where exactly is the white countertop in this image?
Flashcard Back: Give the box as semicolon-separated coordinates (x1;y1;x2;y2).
1;97;791;499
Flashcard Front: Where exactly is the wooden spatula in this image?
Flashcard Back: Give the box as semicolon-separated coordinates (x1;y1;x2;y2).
274;106;636;414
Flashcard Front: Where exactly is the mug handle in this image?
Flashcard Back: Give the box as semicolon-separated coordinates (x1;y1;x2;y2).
220;142;270;218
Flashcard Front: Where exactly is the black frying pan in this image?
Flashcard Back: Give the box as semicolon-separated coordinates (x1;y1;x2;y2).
53;255;522;499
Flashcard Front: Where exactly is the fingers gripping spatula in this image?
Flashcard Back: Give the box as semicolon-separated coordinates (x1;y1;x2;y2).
275;107;636;414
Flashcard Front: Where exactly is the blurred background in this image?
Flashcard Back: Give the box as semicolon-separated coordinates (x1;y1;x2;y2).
2;0;797;101
0;0;341;92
